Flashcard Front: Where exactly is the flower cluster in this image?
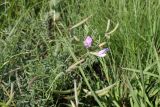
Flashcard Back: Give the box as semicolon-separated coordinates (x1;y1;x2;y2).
83;36;109;57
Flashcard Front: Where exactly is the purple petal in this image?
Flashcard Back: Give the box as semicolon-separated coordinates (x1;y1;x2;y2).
97;48;109;57
83;36;93;48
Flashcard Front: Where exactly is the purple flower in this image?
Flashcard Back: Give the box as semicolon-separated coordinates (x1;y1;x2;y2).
83;36;93;48
90;48;109;57
97;48;109;57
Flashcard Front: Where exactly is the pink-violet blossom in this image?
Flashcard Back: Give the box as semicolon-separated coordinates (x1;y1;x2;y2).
83;36;93;48
90;48;109;57
97;48;109;57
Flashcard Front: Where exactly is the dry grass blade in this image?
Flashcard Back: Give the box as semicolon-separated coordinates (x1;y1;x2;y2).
1;83;10;97
52;81;81;95
69;15;92;30
73;36;80;42
99;42;106;48
105;22;119;39
6;83;14;106
106;19;111;32
63;90;81;100
70;100;76;107
74;80;78;107
66;59;85;72
3;67;21;76
83;82;117;97
16;71;22;94
106;23;119;35
53;11;60;22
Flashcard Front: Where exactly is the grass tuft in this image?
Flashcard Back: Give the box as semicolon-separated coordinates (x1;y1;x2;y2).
0;0;160;106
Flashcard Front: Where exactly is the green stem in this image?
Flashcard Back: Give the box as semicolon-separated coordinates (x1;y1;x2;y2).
56;22;103;106
66;40;103;107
